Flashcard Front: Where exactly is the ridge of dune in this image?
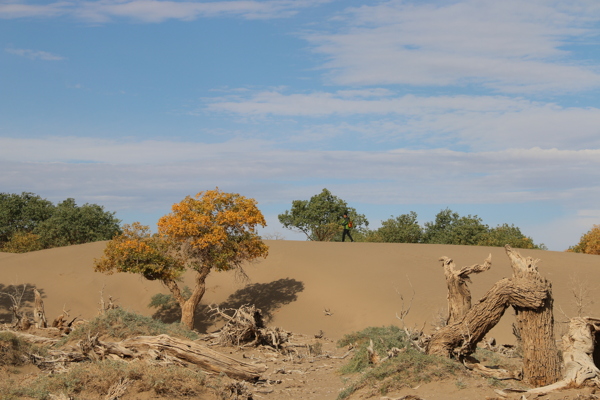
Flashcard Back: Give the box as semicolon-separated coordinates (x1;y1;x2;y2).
1;240;599;344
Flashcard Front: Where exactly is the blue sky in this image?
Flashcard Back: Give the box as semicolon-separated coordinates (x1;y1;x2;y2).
2;0;600;250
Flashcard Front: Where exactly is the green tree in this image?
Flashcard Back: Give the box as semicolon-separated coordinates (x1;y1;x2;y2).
95;189;269;329
422;208;488;245
478;223;540;249
568;224;600;255
369;212;422;243
278;188;368;241
35;198;122;247
0;192;54;244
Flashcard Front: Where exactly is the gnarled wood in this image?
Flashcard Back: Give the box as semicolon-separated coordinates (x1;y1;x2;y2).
426;277;547;358
440;254;491;325
506;245;560;386
33;289;47;329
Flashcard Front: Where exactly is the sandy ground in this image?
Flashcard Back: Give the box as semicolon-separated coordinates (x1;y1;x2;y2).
2;240;600;399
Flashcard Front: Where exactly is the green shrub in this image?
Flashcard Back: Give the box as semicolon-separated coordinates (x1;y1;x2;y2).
337;326;464;399
62;308;198;345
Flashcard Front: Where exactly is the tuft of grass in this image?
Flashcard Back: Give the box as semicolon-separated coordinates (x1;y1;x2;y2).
0;359;209;399
60;308;198;345
336;326;465;400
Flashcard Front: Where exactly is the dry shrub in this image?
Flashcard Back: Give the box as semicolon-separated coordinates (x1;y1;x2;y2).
0;331;48;366
2;359;209;399
61;308;198;345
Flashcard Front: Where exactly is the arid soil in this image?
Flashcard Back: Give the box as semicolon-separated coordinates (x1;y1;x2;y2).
3;240;600;399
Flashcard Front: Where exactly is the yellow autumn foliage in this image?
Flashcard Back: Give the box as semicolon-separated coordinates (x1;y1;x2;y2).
568;224;600;255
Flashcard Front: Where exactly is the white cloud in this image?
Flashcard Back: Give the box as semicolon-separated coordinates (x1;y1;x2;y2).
0;0;331;22
305;0;600;93
2;137;598;250
206;90;600;151
5;47;65;60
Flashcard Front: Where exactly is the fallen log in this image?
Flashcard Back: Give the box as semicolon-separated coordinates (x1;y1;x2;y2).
112;334;267;381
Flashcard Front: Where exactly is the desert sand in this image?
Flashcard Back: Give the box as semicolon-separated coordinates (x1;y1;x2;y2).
2;240;599;344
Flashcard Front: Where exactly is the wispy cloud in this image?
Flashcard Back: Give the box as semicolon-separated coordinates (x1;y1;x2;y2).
0;0;331;22
305;0;600;93
205;90;600;151
5;47;65;60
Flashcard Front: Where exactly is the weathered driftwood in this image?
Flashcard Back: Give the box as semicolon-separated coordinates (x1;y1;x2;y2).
0;330;59;345
210;304;291;350
69;334;265;381
440;254;491;325
33;288;47;329
11;330;265;381
519;317;600;395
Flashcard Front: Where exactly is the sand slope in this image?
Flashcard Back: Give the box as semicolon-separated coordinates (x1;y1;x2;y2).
1;240;599;344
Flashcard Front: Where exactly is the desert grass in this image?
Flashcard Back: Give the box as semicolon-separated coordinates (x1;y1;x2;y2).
336;326;465;399
0;359;210;400
61;308;198;345
0;331;49;366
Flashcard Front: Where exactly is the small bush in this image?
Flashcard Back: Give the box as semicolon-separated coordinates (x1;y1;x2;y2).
62;308;198;345
337;326;464;399
0;331;48;366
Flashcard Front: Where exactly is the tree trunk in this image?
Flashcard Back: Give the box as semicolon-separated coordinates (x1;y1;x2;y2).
506;245;561;386
426;278;547;358
33;288;47;328
164;265;211;330
441;254;491;325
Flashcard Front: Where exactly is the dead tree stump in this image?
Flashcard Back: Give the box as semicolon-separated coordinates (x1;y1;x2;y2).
506;245;560;386
428;246;559;387
440;254;491;325
33;289;47;329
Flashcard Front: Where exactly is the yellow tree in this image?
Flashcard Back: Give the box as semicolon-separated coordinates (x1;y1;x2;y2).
94;189;269;329
568;224;600;255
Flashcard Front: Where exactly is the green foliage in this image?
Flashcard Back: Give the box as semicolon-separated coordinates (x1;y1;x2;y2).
62;308;198;344
568;224;600;255
148;287;192;314
478;223;541;249
0;192;53;243
278;188;368;241
422;208;489;245
362;208;544;249
35;198;121;248
336;326;464;399
0;192;121;253
367;212;422;243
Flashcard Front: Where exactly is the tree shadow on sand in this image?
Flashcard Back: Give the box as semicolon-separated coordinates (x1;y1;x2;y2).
0;283;46;323
216;278;305;323
151;278;305;333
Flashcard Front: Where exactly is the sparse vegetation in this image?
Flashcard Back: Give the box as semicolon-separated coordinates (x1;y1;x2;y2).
0;331;47;366
336;326;464;399
0;359;210;399
61;308;198;344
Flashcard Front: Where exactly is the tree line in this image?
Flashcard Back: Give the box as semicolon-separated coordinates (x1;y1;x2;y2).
0;192;121;253
278;188;546;249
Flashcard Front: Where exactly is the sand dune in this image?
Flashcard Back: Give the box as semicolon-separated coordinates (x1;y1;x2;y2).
1;240;599;344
